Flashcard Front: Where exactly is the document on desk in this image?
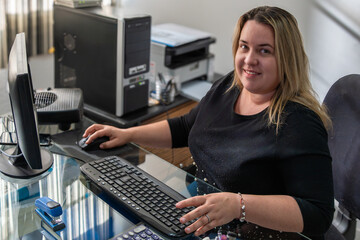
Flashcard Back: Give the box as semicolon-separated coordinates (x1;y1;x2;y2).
151;23;212;47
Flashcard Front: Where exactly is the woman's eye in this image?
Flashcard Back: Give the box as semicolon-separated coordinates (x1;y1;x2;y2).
260;49;271;54
240;45;248;50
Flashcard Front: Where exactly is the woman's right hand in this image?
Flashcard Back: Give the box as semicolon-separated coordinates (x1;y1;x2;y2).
83;124;130;149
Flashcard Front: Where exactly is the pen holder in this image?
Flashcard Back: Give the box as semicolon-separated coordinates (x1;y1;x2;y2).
153;73;177;105
160;81;177;105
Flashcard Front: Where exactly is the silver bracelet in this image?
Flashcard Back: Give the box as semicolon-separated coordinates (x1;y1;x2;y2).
238;192;246;222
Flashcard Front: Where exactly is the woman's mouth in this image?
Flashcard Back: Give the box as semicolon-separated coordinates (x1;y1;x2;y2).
243;69;260;76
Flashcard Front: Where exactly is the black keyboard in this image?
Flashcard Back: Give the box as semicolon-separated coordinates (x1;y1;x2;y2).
80;156;195;238
110;223;164;240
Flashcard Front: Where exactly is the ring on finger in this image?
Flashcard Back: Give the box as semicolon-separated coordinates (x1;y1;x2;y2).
205;214;211;223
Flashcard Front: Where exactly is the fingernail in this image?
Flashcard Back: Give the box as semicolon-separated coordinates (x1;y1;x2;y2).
180;217;186;223
185;227;191;233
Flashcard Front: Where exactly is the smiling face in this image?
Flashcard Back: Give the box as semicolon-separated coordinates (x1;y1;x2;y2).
235;20;279;96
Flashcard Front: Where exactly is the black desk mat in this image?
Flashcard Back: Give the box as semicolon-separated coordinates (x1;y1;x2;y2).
50;129;139;165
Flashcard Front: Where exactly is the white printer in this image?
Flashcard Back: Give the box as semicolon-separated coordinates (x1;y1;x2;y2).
150;24;216;95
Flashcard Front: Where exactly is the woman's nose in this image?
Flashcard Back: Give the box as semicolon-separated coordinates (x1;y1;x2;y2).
244;50;258;65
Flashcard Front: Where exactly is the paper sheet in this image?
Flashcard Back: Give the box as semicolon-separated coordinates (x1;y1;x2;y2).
151;23;212;47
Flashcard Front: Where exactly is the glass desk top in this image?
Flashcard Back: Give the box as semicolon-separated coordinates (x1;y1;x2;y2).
0;146;218;240
0;116;310;240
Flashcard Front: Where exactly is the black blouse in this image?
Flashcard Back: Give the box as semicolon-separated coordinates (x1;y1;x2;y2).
168;71;334;238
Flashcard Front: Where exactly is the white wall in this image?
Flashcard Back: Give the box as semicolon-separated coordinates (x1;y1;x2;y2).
305;1;360;101
119;0;360;102
120;0;312;74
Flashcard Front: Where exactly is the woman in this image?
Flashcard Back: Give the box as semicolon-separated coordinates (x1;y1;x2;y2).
83;6;334;239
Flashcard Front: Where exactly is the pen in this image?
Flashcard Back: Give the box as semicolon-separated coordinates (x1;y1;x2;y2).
158;73;166;85
165;78;173;92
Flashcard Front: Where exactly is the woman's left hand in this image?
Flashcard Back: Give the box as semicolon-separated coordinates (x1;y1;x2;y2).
176;192;241;236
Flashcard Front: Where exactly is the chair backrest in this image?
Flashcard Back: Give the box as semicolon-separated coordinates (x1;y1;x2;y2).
323;74;360;219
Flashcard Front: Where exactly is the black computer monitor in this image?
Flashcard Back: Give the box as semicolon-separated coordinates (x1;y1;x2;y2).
0;32;53;178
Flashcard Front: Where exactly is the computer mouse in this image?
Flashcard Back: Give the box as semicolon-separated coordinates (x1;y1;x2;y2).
78;136;109;151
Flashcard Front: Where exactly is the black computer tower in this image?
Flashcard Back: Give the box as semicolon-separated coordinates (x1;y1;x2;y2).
54;5;151;117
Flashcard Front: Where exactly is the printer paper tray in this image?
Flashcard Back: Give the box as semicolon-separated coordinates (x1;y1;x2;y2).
179;80;212;102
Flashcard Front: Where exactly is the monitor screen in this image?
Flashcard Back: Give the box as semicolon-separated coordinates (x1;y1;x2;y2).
0;32;53;179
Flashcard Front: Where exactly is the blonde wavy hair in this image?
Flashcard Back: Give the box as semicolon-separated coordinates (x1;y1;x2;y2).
230;6;331;132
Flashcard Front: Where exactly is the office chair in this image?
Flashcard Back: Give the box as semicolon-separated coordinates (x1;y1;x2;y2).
323;74;360;240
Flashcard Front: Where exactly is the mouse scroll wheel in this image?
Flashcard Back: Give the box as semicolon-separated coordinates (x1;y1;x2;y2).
80;138;88;145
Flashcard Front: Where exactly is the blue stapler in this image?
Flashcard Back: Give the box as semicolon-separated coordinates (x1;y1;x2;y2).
35;197;65;232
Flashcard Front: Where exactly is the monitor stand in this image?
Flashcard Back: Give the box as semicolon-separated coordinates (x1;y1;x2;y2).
0;147;53;179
